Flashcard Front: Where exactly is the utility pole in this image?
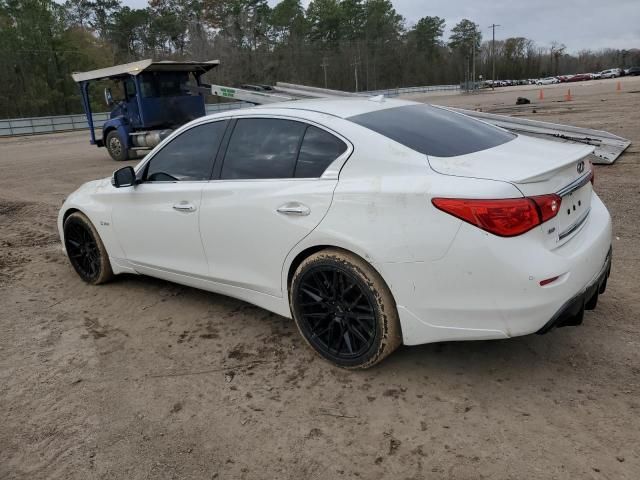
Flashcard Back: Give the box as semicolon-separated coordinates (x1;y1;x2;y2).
320;57;329;89
351;56;361;92
489;23;500;90
472;33;476;91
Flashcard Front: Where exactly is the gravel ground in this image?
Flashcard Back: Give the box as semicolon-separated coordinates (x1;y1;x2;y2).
1;76;639;479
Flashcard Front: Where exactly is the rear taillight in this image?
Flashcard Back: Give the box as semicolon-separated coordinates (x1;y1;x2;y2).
432;194;562;237
530;194;561;222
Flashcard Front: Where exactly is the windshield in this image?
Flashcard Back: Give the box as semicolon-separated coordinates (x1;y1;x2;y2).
348;104;515;157
139;72;194;98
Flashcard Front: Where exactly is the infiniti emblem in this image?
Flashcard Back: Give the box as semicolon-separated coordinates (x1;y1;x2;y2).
577;160;585;174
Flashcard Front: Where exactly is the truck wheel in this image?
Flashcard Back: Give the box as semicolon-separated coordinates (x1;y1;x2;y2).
290;248;402;369
106;130;128;161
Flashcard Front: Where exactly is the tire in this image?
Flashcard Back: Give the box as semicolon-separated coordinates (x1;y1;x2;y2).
63;212;113;285
290;249;402;369
105;130;128;161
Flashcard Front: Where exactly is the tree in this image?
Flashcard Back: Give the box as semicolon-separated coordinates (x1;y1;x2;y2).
339;0;365;41
306;0;342;48
270;0;306;42
550;41;566;75
448;18;481;54
110;6;152;59
410;16;444;58
1;0;637;118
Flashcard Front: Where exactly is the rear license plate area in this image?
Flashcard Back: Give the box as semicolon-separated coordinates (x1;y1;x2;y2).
558;184;592;241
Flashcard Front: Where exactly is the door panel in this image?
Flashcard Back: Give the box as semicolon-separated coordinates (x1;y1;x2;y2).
200;179;337;296
111;183;207;276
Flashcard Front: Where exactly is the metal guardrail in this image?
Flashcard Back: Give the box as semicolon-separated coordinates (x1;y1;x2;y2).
0;102;253;137
0;112;110;137
0;83;460;137
362;84;460;97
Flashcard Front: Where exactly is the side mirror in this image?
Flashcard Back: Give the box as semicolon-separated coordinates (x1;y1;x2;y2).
104;87;114;106
112;166;136;188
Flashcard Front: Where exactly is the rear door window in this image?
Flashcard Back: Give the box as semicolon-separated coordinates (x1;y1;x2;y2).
221;118;307;179
295;126;347;178
348;104;514;157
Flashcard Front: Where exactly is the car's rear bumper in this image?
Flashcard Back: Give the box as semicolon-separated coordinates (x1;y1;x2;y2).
378;192;613;346
537;246;611;333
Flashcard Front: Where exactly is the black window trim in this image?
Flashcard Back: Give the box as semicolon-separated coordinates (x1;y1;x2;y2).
135;117;231;184
210;113;354;182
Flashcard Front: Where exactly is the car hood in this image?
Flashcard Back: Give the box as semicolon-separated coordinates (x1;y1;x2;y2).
79;177;111;192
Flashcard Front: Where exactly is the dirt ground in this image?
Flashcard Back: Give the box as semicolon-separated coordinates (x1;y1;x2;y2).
1;76;639;480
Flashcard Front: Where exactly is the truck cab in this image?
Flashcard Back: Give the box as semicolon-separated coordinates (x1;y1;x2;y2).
72;59;219;161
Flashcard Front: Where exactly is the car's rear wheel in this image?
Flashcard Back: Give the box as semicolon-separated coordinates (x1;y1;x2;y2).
290;249;402;369
63;212;113;285
106;130;128;161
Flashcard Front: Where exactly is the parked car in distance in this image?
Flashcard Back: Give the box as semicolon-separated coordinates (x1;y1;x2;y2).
567;73;592;82
600;68;620;78
590;72;602;79
536;77;559;85
58;98;612;368
627;66;640;76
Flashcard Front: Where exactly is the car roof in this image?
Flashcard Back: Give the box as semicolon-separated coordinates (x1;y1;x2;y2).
250;97;419;119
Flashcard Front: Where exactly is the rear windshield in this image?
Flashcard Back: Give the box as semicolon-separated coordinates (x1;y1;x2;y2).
348;104;515;157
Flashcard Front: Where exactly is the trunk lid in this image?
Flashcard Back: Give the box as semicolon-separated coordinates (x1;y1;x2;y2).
428;134;595;246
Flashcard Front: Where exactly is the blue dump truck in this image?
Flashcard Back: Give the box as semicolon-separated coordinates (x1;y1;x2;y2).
72;59;219;161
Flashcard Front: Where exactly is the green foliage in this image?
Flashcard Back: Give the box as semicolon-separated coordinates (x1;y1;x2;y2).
448;18;481;55
411;16;444;57
0;0;113;117
1;0;637;118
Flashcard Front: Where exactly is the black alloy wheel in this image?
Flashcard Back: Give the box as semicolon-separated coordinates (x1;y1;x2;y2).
63;212;113;284
290;249;401;369
296;266;377;361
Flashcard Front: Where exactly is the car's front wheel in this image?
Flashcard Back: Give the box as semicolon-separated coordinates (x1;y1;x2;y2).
290;249;402;369
63;212;113;285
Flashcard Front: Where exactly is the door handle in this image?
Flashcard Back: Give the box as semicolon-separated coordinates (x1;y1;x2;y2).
173;202;197;213
276;202;310;216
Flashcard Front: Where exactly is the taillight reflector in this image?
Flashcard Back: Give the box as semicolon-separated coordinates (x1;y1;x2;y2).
539;276;559;286
432;194;562;237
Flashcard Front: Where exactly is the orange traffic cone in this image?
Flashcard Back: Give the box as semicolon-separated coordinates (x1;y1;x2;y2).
616;81;622;92
565;89;572;101
538;89;544;100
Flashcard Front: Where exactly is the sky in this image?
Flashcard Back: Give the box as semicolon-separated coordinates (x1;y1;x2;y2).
121;0;640;52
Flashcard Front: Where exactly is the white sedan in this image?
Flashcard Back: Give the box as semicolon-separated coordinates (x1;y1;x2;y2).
600;68;621;79
536;77;559;85
58;98;612;368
